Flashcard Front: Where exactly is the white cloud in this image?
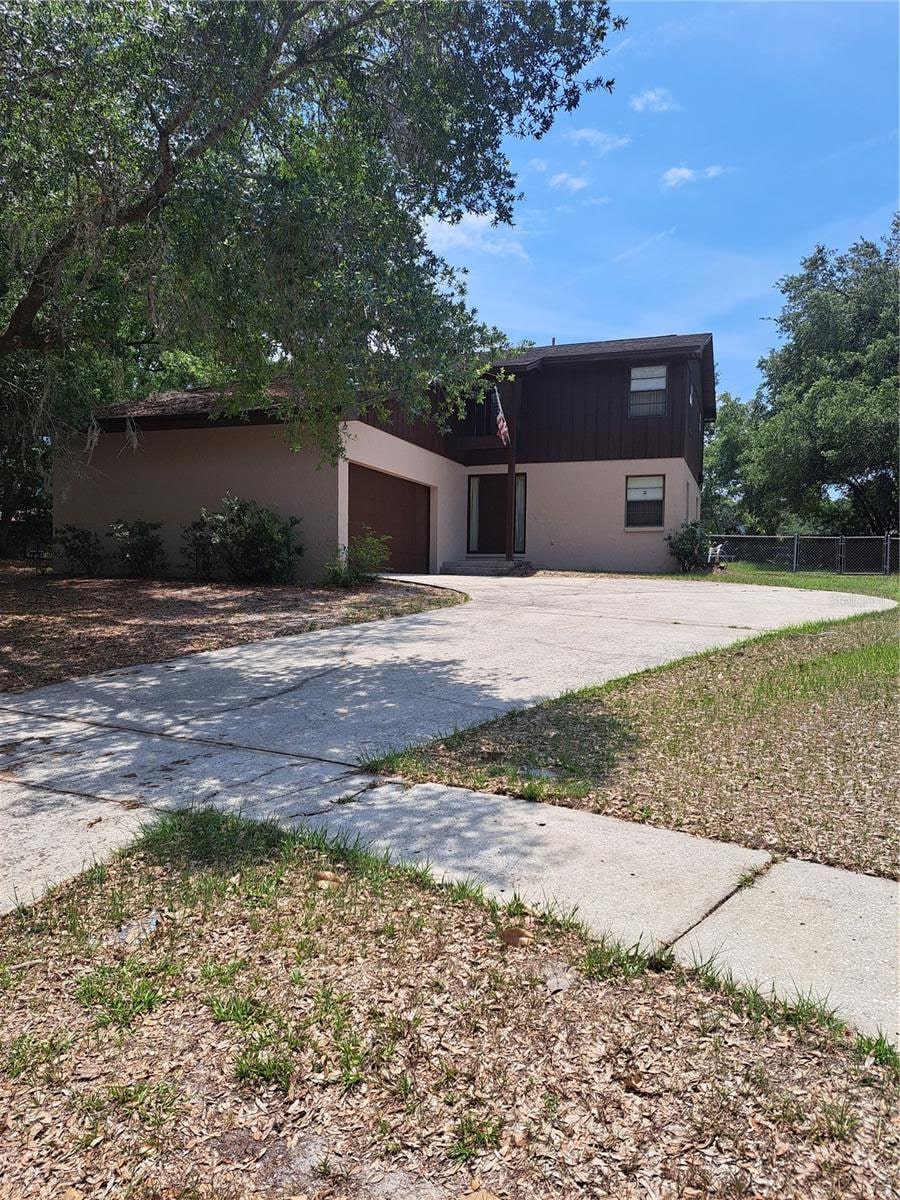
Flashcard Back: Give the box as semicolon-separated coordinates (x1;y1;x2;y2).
582;195;611;207
565;129;631;155
424;212;528;260
613;227;676;263
549;171;589;193
662;164;726;188
528;157;547;173
630;87;680;113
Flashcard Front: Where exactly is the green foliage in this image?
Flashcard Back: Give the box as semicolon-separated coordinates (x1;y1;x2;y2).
0;428;49;557
701;220;899;535
700;393;773;533
323;527;391;588
664;520;710;573
106;518;166;578
754;221;898;532
180;516;217;581
192;494;301;584
1;1;624;455
54;524;105;576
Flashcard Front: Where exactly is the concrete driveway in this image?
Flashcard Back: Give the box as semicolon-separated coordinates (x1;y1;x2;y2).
3;573;896;1036
3;573;887;763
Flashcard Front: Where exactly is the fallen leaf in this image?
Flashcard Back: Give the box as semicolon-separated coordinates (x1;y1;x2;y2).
500;925;534;948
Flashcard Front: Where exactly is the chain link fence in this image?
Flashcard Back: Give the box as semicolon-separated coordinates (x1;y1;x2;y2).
710;533;899;576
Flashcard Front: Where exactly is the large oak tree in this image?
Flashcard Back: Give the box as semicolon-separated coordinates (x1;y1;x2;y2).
1;0;624;458
748;220;900;534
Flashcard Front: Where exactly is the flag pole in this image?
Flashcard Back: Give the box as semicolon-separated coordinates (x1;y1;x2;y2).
504;376;519;561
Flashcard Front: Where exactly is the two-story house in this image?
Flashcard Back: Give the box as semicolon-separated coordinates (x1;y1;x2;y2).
54;333;715;577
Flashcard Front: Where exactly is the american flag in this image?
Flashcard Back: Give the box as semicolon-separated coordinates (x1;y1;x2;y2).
494;386;510;446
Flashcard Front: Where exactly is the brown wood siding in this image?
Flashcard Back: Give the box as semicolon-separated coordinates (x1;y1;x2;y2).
684;357;705;481
451;356;693;467
356;399;464;461
357;353;707;477
348;463;430;572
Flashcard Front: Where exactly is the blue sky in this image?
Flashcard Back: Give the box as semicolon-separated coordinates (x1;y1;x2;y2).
427;0;898;399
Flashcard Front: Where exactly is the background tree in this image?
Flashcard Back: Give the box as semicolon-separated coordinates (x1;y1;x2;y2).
0;0;625;462
747;219;899;533
700;392;765;532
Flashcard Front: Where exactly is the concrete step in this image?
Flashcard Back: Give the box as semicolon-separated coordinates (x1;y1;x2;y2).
440;558;533;577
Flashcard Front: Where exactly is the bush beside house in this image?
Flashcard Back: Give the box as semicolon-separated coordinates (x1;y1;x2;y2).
665;521;710;573
53;495;303;585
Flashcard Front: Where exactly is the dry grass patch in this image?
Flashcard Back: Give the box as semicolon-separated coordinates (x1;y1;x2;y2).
0;563;461;692
371;609;899;878
1;810;897;1200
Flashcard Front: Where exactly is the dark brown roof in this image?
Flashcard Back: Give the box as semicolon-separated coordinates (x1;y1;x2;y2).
491;333;713;369
101;378;296;421
101;332;717;425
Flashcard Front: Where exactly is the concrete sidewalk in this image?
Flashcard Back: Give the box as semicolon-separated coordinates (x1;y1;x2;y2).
1;574;895;1039
2;721;896;1041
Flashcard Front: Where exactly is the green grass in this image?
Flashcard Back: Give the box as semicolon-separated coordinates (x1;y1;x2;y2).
207;993;272;1027
2;1031;70;1079
80;1081;180;1128
570;563;899;602
368;593;898;876
3;807;898;1194
450;1113;504;1163
853;1031;900;1076
74;958;174;1028
706;563;899;601
234;1033;295;1092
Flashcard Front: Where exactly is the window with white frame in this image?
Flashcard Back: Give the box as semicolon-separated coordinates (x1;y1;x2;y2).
626;475;665;527
629;364;667;417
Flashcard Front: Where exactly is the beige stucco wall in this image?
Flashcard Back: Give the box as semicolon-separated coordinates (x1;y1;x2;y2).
54;425;339;581
339;420;468;571
54;418;700;581
469;457;700;573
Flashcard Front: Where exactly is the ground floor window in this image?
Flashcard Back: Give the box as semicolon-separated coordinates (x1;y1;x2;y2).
625;474;665;528
468;473;526;554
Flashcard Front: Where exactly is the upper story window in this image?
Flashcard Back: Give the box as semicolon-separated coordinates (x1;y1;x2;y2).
626;474;665;527
629;365;667;417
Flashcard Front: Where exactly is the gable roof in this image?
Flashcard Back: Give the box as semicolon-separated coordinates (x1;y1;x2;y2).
491;332;713;370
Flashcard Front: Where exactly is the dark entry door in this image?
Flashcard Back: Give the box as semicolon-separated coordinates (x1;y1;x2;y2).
472;474;506;554
348;464;430;572
468;473;526;555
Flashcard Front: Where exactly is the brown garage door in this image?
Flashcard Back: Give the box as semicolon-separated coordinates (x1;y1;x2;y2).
348;464;430;572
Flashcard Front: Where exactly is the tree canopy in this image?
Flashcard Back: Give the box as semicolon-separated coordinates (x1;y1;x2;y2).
702;219;899;535
0;0;624;457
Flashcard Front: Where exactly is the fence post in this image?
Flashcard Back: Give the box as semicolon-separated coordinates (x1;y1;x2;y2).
792;533;799;573
839;536;844;575
885;533;891;576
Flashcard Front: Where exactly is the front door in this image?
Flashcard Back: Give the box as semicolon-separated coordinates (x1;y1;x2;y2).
467;474;526;555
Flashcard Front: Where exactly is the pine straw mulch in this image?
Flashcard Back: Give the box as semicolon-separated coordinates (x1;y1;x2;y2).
1;810;898;1200
0;563;460;694
377;610;900;879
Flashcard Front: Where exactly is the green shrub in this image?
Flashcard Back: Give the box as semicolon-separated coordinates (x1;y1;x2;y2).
54;525;105;576
107;519;166;578
204;494;301;584
665;520;710;573
180;514;217;580
323;527;391;588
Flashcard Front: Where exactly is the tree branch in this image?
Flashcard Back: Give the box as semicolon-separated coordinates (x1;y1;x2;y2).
0;1;386;359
